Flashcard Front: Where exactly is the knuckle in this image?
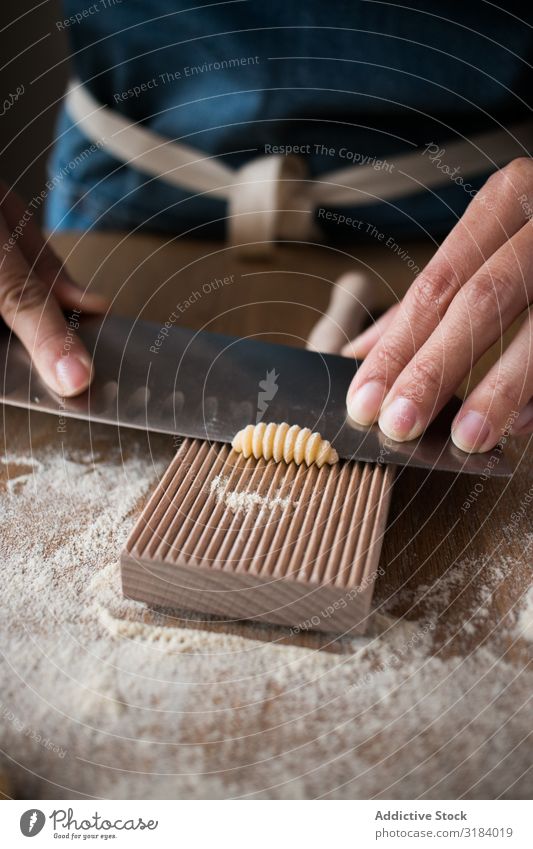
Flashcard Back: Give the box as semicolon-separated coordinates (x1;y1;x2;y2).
0;272;46;321
488;158;533;197
364;338;409;382
410;268;458;314
463;269;515;321
484;373;522;412
32;326;64;359
408;354;447;397
503;157;533;183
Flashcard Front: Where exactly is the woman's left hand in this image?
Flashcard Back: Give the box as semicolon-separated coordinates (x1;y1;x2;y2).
344;158;533;452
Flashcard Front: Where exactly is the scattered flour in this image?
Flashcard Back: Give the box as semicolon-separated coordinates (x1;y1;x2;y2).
514;585;533;642
382;555;512;636
210;473;295;514
0;414;531;801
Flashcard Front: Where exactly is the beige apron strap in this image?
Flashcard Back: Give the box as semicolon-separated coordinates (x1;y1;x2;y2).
228;154;316;256
311;124;533;207
65;80;533;255
65;80;232;197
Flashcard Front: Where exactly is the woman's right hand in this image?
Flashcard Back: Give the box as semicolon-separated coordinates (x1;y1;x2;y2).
0;181;108;396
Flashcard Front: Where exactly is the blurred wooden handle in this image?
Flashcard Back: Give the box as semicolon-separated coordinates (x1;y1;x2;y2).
306;272;378;354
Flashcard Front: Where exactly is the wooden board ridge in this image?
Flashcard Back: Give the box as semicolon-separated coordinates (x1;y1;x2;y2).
120;438;395;634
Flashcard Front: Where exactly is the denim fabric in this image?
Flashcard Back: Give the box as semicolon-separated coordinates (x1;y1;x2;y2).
46;0;533;241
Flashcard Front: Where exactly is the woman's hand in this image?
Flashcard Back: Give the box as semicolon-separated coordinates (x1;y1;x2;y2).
344;158;533;452
0;182;108;396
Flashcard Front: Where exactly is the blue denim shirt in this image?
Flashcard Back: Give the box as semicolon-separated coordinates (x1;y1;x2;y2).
46;0;533;242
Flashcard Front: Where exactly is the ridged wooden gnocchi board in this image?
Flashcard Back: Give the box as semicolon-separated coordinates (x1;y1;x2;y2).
121;438;395;634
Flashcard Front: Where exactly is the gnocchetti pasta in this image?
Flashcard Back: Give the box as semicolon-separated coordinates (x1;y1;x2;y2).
231;422;339;468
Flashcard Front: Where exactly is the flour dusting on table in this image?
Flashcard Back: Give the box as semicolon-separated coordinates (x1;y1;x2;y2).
514;585;533;642
0;412;531;801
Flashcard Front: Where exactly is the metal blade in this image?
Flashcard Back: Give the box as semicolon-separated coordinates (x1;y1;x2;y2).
0;314;512;476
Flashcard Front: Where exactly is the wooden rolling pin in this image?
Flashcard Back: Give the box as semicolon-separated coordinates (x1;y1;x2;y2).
0;771;12;799
306;271;378;355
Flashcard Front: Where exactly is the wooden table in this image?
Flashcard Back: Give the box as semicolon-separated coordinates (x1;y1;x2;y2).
0;232;530;800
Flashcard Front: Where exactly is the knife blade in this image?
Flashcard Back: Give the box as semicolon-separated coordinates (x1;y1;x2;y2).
0;313;512;476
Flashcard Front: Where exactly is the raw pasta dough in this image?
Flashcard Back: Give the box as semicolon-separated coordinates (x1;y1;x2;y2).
231;422;339;468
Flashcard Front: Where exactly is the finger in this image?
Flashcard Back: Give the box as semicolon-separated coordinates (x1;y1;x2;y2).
378;220;533;442
451;309;533;452
346;158;533;425
53;277;109;313
341;303;400;358
511;399;533;435
0;184;108;313
0;222;93;396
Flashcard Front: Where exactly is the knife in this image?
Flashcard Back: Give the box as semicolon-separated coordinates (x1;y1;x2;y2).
0;313;511;477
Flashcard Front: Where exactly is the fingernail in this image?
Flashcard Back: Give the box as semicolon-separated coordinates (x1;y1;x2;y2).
512;403;533;434
347;381;385;425
452;410;491;452
379;397;419;441
55;355;92;396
